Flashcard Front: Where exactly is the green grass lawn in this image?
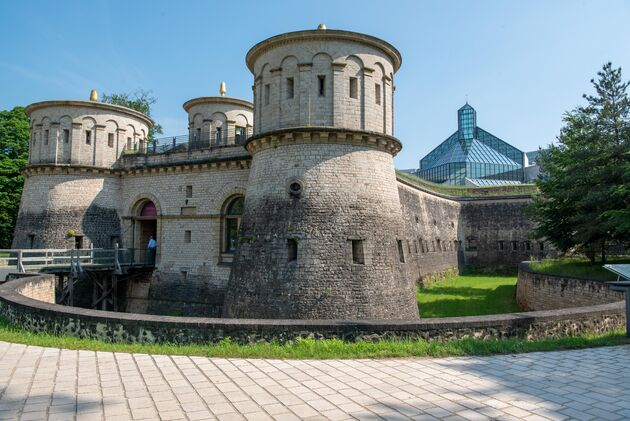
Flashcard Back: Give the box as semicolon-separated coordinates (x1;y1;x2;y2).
0;317;627;359
418;273;519;317
529;257;630;282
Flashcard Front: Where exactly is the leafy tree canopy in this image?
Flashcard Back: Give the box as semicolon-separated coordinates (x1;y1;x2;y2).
0;106;29;248
101;89;163;140
532;63;630;263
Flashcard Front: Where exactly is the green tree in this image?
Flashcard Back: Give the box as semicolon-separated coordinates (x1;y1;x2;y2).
532;63;630;263
0;106;30;248
101;89;163;141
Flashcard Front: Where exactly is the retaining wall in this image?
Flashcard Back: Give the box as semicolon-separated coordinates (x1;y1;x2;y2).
0;273;624;344
517;262;624;311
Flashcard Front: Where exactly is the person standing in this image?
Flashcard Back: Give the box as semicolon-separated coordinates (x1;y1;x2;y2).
147;236;157;265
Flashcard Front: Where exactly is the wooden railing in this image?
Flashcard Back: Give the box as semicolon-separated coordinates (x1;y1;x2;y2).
0;246;154;274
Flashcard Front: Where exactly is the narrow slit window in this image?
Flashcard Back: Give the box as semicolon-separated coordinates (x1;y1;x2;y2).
184;230;192;243
397;240;405;263
318;75;325;97
127;137;132;150
375;83;381;104
511;241;518;251
195;128;201;141
498;240;504;251
286;77;294;99
44;130;49;145
436;239;441;251
264;84;270;105
107;133;114;148
349;77;358;99
539;241;545;251
62;129;69;143
525;241;531;251
287;239;297;262
185;185;193;198
351;240;365;264
85;130;91;145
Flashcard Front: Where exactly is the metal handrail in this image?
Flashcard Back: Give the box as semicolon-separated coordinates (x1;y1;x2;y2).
121;133;250;156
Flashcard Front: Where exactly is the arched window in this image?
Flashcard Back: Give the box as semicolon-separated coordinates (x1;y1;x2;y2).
223;196;244;254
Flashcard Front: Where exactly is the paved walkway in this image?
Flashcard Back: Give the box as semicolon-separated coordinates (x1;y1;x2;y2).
0;342;629;421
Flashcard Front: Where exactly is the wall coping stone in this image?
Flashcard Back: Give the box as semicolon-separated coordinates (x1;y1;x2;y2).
397;176;535;201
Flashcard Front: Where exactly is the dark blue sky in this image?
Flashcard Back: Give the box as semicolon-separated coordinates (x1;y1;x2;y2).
1;0;629;168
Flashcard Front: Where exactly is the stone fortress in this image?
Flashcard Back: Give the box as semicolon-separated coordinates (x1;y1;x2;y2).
12;25;550;320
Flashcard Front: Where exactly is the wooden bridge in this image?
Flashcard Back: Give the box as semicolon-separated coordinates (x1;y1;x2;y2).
0;247;154;311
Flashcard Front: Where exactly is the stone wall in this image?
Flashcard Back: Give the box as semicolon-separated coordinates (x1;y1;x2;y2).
0;274;624;344
27;101;151;167
225;136;417;320
10;274;55;303
12;171;122;249
397;183;461;283
460;198;551;269
517;263;624;311
249;31;398;136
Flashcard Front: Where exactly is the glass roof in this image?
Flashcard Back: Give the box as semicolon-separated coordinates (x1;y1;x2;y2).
465;178;523;187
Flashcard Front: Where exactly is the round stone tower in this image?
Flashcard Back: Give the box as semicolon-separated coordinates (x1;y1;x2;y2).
223;26;419;320
12;91;152;249
183;83;254;146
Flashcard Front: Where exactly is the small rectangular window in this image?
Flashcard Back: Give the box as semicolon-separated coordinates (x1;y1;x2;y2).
127;137;132;149
28;234;35;249
375;83;381;105
107;133;114;148
349;77;358;99
498;240;504;251
287;239;297;262
44;130;49;145
512;241;518;251
85;130;91;145
196;128;201;141
264;84;270;105
185;185;193;198
467;238;478;251
185;230;192;243
63;129;70;143
318;75;325;97
436;239;442;251
75;235;84;249
286;77;294;99
539;241;545;251
525;241;531;251
420;238;425;253
414;241;418;254
351;240;365;264
397;240;405;263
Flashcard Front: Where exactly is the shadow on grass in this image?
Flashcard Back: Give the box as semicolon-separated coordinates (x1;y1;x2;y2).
419;285;519;317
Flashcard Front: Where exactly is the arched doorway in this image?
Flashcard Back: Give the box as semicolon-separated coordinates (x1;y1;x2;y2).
133;200;158;251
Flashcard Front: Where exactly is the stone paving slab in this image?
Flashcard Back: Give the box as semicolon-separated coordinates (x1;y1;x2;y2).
0;341;628;420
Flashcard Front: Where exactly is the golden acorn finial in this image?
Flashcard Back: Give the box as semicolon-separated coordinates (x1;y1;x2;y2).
219;81;227;97
317;23;327;30
89;89;98;101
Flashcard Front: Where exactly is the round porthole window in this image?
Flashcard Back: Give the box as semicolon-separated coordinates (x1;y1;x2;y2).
287;178;304;198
